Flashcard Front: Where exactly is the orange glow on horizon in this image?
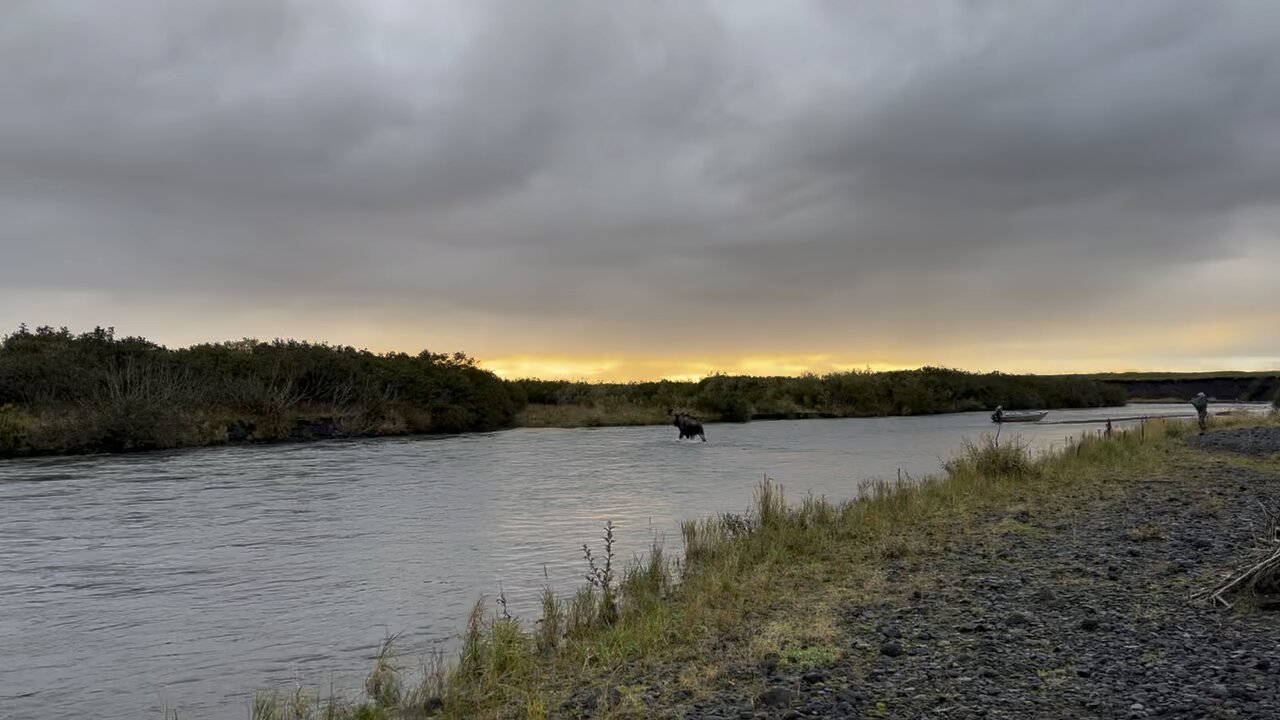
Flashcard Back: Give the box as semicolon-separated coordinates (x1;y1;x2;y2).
479;328;1280;381
4;291;1274;382
480;354;908;381
479;352;1279;382
461;313;1280;381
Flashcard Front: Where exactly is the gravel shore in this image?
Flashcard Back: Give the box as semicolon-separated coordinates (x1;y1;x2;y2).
677;431;1280;719
1187;426;1280;458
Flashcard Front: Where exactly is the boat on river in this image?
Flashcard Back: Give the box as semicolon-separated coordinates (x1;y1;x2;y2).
992;410;1048;423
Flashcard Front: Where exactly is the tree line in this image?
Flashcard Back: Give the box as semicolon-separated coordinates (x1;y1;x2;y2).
0;325;519;455
512;366;1128;423
0;325;1128;457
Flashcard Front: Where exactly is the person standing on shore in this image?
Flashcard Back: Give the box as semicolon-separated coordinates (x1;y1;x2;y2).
1190;392;1209;434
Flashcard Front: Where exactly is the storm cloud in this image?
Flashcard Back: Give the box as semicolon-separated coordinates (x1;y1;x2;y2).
2;1;1278;375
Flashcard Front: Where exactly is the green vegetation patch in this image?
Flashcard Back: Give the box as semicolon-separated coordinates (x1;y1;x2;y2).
779;643;842;669
0;324;524;457
515;366;1127;426
991;517;1047;537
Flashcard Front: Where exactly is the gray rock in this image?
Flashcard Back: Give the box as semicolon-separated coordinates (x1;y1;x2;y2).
879;624;902;638
754;687;792;708
1230;685;1254;700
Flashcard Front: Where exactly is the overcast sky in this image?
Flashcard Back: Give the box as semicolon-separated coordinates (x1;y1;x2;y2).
2;1;1277;379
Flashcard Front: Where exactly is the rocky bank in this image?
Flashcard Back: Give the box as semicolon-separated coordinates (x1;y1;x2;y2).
672;428;1280;719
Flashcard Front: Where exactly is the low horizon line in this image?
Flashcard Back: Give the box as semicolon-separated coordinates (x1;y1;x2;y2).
6;323;1276;382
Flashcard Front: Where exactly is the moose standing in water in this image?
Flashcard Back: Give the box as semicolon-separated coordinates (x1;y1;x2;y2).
668;409;707;442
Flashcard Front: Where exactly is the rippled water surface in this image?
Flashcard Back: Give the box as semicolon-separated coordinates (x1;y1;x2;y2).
0;403;1262;719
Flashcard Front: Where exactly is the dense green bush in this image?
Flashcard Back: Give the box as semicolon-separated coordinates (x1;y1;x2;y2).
0;325;523;456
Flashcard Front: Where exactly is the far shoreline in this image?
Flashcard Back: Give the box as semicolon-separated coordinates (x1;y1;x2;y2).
2;399;1256;462
3;327;1274;460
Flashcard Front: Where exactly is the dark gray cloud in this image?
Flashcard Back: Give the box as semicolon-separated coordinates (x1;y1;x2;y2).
1;0;1278;371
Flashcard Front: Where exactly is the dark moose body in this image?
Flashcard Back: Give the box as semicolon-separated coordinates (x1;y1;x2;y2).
670;411;706;441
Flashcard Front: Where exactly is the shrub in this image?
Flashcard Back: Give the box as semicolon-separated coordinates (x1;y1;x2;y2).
944;436;1039;479
0;404;32;455
0;325;525;456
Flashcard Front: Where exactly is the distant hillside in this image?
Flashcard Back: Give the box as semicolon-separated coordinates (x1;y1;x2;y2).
1072;372;1280;402
1079;371;1278;381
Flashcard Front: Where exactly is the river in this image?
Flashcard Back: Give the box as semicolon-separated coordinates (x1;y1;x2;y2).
0;403;1264;719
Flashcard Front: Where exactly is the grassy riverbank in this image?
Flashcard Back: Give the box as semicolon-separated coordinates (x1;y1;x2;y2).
249;412;1277;719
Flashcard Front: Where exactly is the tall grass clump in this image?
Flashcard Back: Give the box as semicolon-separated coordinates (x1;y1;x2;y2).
534;569;563;655
943;435;1040;479
755;478;787;530
365;634;404;709
581;521;619;626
